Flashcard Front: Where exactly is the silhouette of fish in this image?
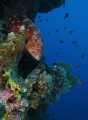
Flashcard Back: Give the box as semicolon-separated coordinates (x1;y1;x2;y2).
72;41;79;47
60;40;64;43
64;13;68;19
39;16;41;18
39;19;42;22
47;32;50;35
56;30;58;32
75;63;81;68
81;54;84;58
64;26;67;29
46;18;48;22
69;30;74;34
55;52;59;55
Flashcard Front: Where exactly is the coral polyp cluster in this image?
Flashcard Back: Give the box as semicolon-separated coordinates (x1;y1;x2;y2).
0;19;77;120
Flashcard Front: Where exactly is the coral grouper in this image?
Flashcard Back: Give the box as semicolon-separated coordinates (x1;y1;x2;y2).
3;5;43;61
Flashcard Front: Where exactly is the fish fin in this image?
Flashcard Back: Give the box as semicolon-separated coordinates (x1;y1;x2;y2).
1;4;11;20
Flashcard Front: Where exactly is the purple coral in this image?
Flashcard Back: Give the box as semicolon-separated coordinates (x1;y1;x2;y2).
2;87;14;101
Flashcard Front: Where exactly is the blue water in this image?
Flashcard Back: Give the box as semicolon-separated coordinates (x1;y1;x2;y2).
35;0;88;120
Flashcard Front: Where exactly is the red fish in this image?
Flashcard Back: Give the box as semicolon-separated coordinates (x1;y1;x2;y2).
2;5;43;61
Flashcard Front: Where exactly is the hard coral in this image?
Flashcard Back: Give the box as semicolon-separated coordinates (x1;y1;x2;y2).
0;30;26;70
37;71;52;85
0;16;78;120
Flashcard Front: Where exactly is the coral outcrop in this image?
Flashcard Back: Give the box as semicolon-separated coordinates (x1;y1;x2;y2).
0;24;77;119
0;1;78;119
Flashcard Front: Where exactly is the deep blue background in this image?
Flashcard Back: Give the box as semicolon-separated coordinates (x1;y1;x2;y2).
35;0;88;120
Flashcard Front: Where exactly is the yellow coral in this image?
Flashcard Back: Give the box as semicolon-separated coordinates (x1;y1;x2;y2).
6;77;21;102
4;69;12;77
6;76;27;102
0;32;26;70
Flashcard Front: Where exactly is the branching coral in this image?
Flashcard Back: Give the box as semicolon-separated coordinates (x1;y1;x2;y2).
46;61;77;95
67;74;77;90
56;61;72;75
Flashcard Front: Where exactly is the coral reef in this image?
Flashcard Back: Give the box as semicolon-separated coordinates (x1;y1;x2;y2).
0;2;78;119
0;21;77;119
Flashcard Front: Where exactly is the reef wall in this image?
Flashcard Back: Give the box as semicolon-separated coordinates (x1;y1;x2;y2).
0;0;65;22
0;0;78;120
0;20;77;120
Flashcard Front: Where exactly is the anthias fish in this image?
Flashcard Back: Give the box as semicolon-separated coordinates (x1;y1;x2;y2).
75;63;81;68
81;54;84;58
72;41;79;47
64;13;68;19
64;26;67;29
69;30;74;34
78;76;82;85
56;30;58;32
55;52;59;55
2;5;43;61
46;19;48;22
60;40;64;43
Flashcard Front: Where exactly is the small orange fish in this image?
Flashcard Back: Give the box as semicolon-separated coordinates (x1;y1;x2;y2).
69;30;74;34
78;76;82;85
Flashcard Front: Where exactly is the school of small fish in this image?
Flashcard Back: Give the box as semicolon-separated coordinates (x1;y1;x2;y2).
38;7;84;85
